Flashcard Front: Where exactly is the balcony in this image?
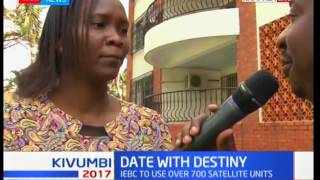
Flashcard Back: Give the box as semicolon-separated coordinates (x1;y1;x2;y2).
132;0;238;69
133;0;237;52
143;88;236;122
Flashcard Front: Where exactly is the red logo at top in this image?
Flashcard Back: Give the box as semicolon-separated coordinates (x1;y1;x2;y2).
19;0;41;4
277;0;291;2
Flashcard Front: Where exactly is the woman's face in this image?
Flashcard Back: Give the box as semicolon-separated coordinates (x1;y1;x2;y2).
77;0;129;81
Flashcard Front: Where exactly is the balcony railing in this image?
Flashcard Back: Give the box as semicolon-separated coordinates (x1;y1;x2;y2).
133;0;237;53
143;88;237;122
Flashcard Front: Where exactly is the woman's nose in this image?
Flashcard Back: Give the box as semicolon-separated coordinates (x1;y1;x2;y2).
105;27;124;47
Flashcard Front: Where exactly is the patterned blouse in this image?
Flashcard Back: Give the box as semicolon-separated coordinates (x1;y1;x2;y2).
3;91;173;151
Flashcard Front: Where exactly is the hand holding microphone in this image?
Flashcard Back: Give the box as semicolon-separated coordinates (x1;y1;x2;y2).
175;104;236;151
174;70;279;151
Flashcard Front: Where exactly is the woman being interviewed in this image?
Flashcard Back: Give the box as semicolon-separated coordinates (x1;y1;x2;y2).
4;0;235;152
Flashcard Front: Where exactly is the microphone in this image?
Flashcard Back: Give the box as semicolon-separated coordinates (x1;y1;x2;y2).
180;70;279;151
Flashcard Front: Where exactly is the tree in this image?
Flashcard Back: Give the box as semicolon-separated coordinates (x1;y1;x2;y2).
4;5;42;63
3;71;19;92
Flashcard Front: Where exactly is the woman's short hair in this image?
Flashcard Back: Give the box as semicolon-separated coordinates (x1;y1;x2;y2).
16;0;98;98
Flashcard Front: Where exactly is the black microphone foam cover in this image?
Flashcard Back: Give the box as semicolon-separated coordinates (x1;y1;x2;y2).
232;70;279;114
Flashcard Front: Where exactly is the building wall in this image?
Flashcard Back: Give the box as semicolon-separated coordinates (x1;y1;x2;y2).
130;0;158;102
144;8;240;65
220;64;237;77
167;123;185;144
161;66;237;92
160;68;222;122
233;0;259;150
255;3;290;27
161;68;221;93
153;67;162;96
132;50;153;79
166;13;313;152
129;1;313;150
131;0;154;81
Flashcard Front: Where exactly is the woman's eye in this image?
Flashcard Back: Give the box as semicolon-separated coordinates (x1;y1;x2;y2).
120;27;128;34
91;22;106;29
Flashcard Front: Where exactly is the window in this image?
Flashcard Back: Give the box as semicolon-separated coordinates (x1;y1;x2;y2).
131;72;153;105
221;73;237;101
221;73;237;88
132;15;145;53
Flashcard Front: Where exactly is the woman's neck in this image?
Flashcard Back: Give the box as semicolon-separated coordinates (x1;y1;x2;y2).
48;74;121;127
50;76;109;111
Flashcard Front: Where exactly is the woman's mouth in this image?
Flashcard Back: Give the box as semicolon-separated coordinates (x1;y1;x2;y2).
99;56;122;67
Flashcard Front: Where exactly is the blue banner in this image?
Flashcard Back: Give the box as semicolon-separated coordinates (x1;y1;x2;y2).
40;0;70;6
115;152;293;180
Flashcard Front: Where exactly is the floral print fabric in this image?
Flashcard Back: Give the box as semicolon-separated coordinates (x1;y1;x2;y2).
4;92;173;151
